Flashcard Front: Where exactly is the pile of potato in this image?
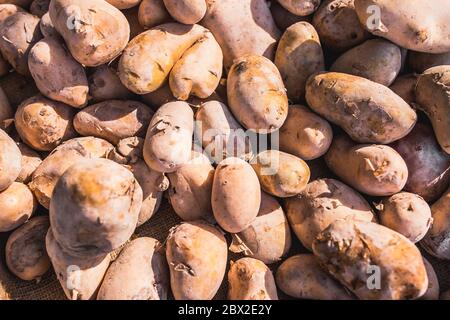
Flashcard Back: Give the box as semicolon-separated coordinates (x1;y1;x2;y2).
0;0;449;300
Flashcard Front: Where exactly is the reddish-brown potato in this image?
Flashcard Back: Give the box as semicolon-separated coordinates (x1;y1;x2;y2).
89;65;133;102
270;1;312;31
138;0;171;29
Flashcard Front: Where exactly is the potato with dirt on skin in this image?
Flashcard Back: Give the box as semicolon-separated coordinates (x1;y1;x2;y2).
285;178;374;251
408;51;450;74
420;258;439;300
30;0;50;17
0;72;39;108
166;221;227;300
389;74;420;106
138;0;171;29
276;254;353;300
228;257;278;300
15;95;77;152
97;237;169;300
313;219;428;300
15;142;42;184
275;22;324;103
89;65;133;102
0;182;36;232
5;216;50;281
0;129;22;192
230;192;291;264
106;0;141;9
163;0;206;25
270;1;312;31
39;12;60;39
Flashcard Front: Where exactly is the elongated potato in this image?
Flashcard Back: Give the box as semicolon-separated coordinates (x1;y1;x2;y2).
163;0;206;24
5;216;50;281
138;0;171;29
286;178;374;251
421;258;439;300
277;0;321;16
30;0;50;17
389;74;420;106
0;182;36;232
230;192;291;264
89;65;133;102
106;0;141;9
0;87;13;129
15;95;77;151
408;51;450;74
0;128;22;192
97;237;169;300
275;22;324;102
325;134;408;196
276;254;352;300
227;55;288;133
270;1;311;31
415;66;450;154
306;72;417;144
313;219;428;300
212;157;261;233
228;257;278;300
166;221;227;300
15;142;42;184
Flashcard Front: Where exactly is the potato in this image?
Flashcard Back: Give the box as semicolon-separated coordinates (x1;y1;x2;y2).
275;22;324;103
227;257;278;300
123;6;145;39
138;0;171;29
0;4;25;24
106;0;141;10
50;158;143;258
15;142;42;184
306;72;417;144
227;55;288;133
355;0;450;53
53;136;114;157
0;128;22;192
97;237;169;300
276;254;352;300
313;219;428;300
212;157;261;233
415;66;450;154
195;100;253;162
390;122;450;203
0;182;36;232
0;1;33;8
330;39;402;86
143;101;193;173
421;187;450;260
251;150;310;198
408;51;450;74
74;100;153;145
389;74;420;106
0;12;42;76
325;134;408;196
88;65;133;102
28;37;88;108
378;192;432;243
312;0;369;52
270;1;312;31
46;229;111;300
15;95;77;151
420;258;439;300
141;84;175;110
30;0;50;17
49;0;130;67
0;54;10;78
166;221;227;300
0;72;39;108
286;178;374;251
279;105;332;160
39;12;60;38
5;216;50;281
277;0;321;16
230;192;291;264
202;0;281;69
0;87;13;128
163;0;206;25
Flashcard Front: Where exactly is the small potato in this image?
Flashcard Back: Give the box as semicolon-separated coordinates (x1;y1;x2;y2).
39;12;59;38
14;95;77;151
0;87;13;129
0;128;22;192
285;178;374;250
275;22;325;102
378;192;432;243
97;237;169;300
143;101;193;173
15;142;42;184
331;39;402;86
277;0;321;16
74;100;153;145
227;55;288;133
106;0;141;9
270;1;312;31
276;254;352;300
251;150;310;198
408;51;450;74
89;65;133;102
5;216;50;281
306;72;417;144
389;74;420;106
28;37;88;108
163;0;206;24
138;0;171;29
415;66;450;154
313;219;428;300
279;105;332;160
46;229;111;300
166;221;227;300
227;257;278;300
0;182;36;232
230;192;291;264
30;0;50;17
420;258;439;300
325;134;408;196
0;72;39;108
0;4;25;24
212;157;261;233
50;158;143;258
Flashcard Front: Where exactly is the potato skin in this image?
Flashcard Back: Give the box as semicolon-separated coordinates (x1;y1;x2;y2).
420;258;439;300
106;0;141;9
30;0;50;17
5;216;50;281
0;4;25;24
15;95;77;151
408;51;450;74
166;221;227;300
88;65;133;102
163;0;206;24
97;237;169;300
15;142;42;184
275;22;324;102
389;74;419;106
138;0;171;29
276;254;352;300
0;87;13;129
285;178;374;250
212;157;261;233
0;72;39;108
270;1;312;31
49;0;130;67
0;182;36;232
277;0;321;16
227;257;278;300
0;128;22;192
415;66;450;154
306;72;417;144
227;55;288;133
313;219;428;300
50;158;143;258
441;290;450;300
39;12;60;39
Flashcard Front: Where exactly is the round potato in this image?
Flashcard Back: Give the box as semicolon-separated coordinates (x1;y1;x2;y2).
0;182;36;232
420;258;439;300
138;0;171;29
163;0;206;24
408;51;450;74
0;128;22;192
389;74;420;106
270;1;312;31
106;0;141;9
88;65;133;102
15;142;42;184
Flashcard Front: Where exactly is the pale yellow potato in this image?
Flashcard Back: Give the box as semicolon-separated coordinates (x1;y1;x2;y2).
0;128;22;192
277;0;321;16
163;0;206;24
15;142;42;184
0;182;36;232
138;0;171;29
